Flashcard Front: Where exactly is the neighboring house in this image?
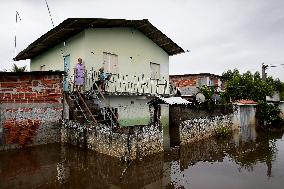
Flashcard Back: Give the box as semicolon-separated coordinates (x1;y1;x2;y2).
14;18;184;126
170;73;225;99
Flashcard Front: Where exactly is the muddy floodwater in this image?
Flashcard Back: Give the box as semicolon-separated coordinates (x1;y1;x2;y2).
1;127;284;189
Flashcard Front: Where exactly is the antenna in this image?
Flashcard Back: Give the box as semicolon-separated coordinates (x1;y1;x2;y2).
261;62;268;80
14;11;22;57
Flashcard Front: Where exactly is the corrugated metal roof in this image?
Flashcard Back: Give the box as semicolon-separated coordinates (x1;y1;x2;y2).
14;18;185;61
148;96;190;105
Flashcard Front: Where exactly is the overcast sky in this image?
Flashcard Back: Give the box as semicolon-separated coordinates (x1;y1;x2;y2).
1;0;284;80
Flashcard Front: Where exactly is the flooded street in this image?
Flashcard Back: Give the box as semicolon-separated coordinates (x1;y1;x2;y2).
1;127;284;189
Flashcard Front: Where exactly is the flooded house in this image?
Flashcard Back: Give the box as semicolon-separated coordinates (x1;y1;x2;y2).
170;73;225;100
14;18;185;127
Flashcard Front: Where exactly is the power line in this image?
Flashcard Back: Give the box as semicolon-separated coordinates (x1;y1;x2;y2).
43;0;65;57
269;64;284;68
44;0;55;27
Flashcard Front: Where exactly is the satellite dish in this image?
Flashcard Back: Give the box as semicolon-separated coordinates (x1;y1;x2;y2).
212;94;221;102
196;93;205;103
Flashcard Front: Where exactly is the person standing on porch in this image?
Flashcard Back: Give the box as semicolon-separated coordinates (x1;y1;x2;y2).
74;58;85;92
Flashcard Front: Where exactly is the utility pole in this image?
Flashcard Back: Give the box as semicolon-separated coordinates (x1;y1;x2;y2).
262;63;268;80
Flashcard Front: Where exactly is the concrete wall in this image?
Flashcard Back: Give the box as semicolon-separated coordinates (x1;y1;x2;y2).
61;121;163;160
232;104;257;141
0;72;63;150
179;114;233;144
169;105;232;145
169;104;257;145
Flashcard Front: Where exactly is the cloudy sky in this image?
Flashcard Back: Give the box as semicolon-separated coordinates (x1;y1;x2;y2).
1;0;284;80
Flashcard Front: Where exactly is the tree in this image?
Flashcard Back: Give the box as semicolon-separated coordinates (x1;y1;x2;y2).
222;69;274;102
11;63;27;72
222;69;283;127
256;101;282;127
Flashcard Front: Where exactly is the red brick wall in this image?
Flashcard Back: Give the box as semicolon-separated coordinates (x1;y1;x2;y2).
171;76;198;87
0;74;63;103
170;75;224;89
0;72;63;148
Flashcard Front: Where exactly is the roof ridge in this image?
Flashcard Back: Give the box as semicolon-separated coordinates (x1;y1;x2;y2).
14;18;184;60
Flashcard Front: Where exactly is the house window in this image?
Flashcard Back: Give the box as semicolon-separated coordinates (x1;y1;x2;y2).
103;52;118;74
150;62;160;80
208;79;213;86
198;78;207;87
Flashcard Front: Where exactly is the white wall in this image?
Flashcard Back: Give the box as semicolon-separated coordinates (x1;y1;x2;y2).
94;96;153;126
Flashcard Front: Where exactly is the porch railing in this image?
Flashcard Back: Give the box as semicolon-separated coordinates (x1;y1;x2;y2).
67;70;170;95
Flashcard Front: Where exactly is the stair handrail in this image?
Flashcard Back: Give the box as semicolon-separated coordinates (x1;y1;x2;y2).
72;93;90;123
92;81;119;126
76;91;98;124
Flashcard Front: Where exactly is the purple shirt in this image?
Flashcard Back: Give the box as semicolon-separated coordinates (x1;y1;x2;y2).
74;63;84;85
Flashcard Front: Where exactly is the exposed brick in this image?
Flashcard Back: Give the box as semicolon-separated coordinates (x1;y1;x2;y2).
0;73;63;104
3;119;41;146
0;82;21;88
0;93;12;99
42;79;60;85
19;76;32;81
5;76;19;82
16;87;33;93
0;88;14;92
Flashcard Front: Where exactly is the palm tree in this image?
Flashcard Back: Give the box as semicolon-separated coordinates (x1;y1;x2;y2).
11;63;27;72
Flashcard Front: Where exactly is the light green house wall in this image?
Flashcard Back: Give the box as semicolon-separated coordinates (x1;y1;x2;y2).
31;28;169;82
31;31;86;72
95;96;152;126
30;27;170;127
84;28;169;81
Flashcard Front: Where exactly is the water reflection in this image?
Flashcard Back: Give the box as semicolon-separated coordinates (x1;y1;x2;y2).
0;127;283;189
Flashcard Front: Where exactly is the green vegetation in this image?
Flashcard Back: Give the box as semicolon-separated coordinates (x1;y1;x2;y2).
199;85;215;107
222;69;276;102
256;101;282;128
278;82;284;101
11;63;27;72
214;126;231;139
222;69;284;128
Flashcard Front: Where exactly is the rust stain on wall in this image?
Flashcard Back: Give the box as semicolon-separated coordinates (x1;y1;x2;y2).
3;119;41;146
